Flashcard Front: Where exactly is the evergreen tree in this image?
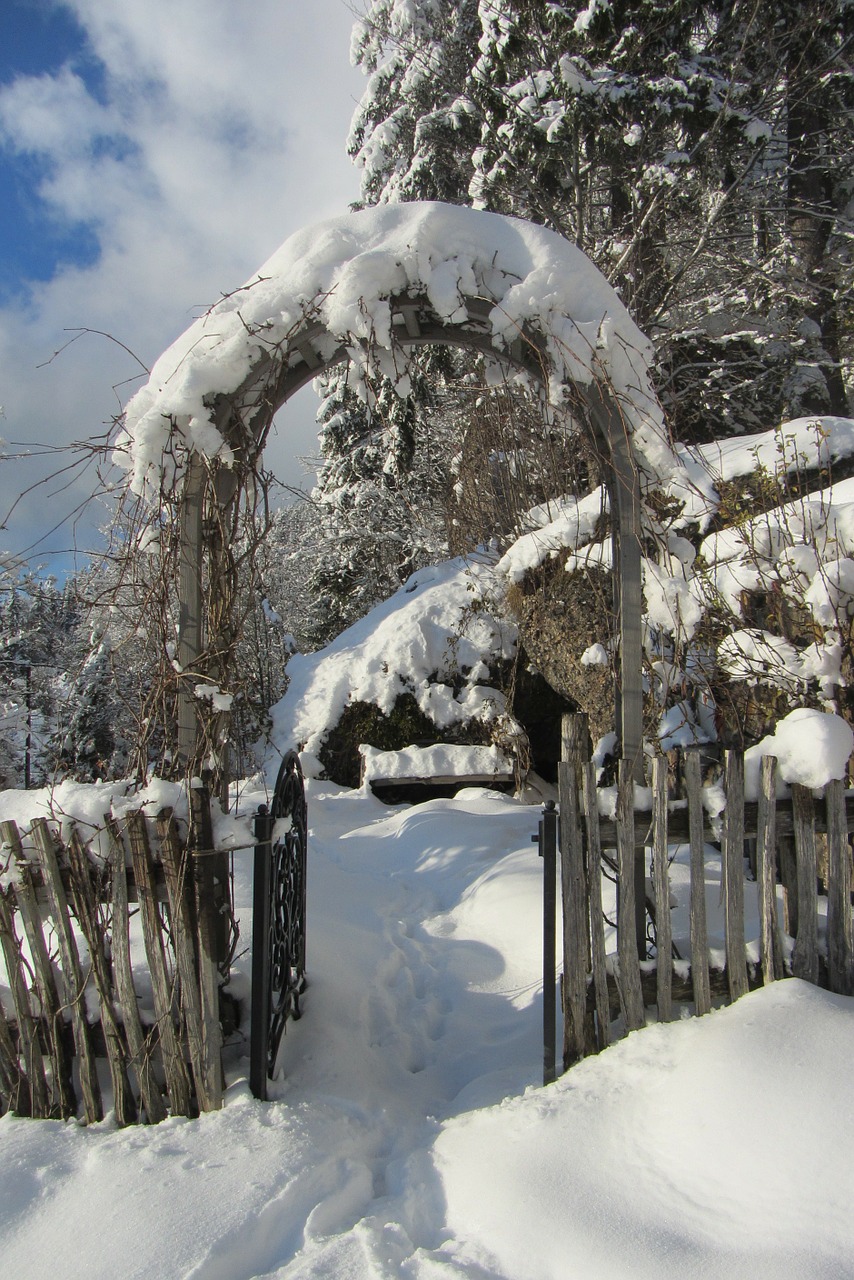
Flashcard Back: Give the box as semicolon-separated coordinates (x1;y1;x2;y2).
308;365;451;644
349;0;852;441
349;0;481;203
0;561;79;786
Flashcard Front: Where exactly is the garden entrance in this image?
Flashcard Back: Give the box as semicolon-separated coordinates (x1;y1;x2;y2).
116;202;688;793
3;203;695;1120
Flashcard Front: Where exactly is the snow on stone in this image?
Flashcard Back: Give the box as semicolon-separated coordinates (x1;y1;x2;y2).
672;415;854;529
691;415;854;485
697;474;854;617
267;555;516;775
580;642;608;667
495;486;608;582
717;629;806;692
642;551;703;641
114;202;679;502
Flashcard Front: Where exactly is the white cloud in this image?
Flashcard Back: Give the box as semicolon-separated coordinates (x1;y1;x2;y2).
0;0;364;564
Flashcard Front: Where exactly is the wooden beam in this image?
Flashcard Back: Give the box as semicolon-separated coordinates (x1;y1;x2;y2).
581;382;645;786
176;457;206;767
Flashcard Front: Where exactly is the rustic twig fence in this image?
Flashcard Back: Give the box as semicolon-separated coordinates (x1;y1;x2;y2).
0;789;230;1123
544;715;854;1079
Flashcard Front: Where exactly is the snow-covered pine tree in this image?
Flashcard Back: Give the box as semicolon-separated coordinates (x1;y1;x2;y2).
349;0;481;204
0;561;80;786
348;1;851;443
308;364;451;644
467;0;852;436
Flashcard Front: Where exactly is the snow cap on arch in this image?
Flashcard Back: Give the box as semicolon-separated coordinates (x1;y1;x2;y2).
114;201;679;500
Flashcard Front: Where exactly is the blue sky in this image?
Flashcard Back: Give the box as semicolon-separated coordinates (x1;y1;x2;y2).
0;2;104;294
0;0;363;569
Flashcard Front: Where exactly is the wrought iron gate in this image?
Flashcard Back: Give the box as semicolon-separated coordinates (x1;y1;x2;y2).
250;751;308;1099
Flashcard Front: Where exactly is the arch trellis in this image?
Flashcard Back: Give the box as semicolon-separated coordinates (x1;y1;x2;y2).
117;203;684;785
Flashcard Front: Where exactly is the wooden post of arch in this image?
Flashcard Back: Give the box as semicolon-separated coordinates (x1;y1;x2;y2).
582;381;647;957
177;457;206;767
581;381;644;783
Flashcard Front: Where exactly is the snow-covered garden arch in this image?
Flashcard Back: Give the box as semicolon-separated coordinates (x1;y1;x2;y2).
115;202;687;779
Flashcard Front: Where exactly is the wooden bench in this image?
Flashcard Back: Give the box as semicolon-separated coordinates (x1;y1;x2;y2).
359;743;515;803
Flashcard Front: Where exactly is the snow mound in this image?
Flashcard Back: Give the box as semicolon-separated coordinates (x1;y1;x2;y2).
433;980;854;1279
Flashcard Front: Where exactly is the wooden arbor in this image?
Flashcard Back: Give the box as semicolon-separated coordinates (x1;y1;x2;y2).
181;332;644;772
118;207;666;786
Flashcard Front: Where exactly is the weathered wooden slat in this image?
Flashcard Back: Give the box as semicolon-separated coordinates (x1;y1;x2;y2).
756;755;785;984
616;761;645;1031
778;834;798;936
561;716;597;1055
0;819;76;1117
683;750;711;1016
0;887;50;1116
156;808;219;1112
582;763;610;1051
67;827;136;1126
825;780;854;996
538;802;558;1085
30;818;102;1123
296;342;320;370
189;789;224;1109
792;784;819;985
562;714;592;771
558;761;588;1068
723;752;748;1001
0;1000;30;1116
105;817;167;1124
127;812;192;1117
652;757;673;1022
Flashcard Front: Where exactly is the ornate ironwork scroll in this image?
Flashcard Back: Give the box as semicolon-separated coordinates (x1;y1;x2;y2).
250;751;307;1099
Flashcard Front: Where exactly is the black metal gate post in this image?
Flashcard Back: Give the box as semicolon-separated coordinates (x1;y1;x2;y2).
534;800;558;1085
249;751;308;1100
250;804;274;1100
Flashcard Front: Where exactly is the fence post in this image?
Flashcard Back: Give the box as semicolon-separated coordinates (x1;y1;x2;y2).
250;805;274;1100
723;751;748;1001
791;784;819;985
560;716;595;1066
756;755;785;984
651;756;673;1022
826;778;854;996
682;750;711;1016
617;760;646;1030
582;761;611;1050
189;788;224;1110
534;802;558;1085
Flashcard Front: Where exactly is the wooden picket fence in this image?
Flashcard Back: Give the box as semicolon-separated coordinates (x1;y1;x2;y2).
0;789;231;1123
555;716;854;1072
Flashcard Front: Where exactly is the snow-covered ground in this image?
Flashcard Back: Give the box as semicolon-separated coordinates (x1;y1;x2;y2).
1;780;853;1279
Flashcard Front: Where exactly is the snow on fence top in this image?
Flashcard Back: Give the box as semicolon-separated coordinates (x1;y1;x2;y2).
113;201;680;500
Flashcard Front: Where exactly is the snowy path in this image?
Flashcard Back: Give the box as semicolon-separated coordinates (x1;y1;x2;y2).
1;782;854;1279
218;784;546;1278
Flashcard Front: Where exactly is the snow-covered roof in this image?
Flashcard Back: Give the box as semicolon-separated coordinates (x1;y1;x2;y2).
113;201;678;500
